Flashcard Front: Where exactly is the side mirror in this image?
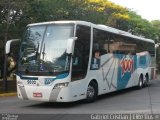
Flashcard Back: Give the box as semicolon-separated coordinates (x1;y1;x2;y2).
5;39;20;54
66;37;77;54
155;43;160;48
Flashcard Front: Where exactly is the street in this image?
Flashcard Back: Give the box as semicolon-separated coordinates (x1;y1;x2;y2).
0;79;160;120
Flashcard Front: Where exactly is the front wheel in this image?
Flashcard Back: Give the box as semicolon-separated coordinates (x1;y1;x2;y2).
85;82;98;103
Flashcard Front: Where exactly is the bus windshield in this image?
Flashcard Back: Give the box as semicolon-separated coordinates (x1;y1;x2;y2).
18;24;74;76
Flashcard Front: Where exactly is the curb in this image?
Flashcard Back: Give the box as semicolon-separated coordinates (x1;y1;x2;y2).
0;92;17;97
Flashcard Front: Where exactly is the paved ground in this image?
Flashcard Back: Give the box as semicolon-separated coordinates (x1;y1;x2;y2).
0;79;160;120
0;76;160;120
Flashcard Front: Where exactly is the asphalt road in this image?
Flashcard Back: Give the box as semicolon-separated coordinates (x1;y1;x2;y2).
0;79;160;120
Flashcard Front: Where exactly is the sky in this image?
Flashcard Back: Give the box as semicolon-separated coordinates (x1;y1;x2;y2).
108;0;160;21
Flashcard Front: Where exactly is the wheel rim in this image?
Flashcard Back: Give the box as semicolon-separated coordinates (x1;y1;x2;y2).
139;78;143;87
87;85;95;98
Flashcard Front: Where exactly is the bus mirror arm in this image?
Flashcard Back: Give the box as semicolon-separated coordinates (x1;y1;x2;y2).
66;37;78;55
4;39;20;92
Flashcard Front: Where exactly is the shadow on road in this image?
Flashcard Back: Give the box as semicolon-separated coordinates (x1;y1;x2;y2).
24;80;160;109
25;87;140;109
25;101;84;109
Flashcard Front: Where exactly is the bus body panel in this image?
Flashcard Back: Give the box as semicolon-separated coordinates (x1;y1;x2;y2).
90;53;137;92
17;85;74;102
17;74;76;102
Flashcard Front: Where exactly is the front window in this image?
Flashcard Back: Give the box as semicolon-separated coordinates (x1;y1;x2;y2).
71;25;91;81
18;24;74;76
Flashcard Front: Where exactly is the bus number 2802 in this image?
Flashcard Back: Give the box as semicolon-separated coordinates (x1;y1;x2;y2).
27;80;36;84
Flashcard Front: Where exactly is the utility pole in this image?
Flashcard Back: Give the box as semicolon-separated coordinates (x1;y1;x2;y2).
3;0;11;92
3;53;8;92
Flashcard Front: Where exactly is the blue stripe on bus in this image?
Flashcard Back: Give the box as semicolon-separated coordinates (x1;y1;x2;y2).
16;72;69;84
44;73;69;85
16;72;38;80
55;73;69;79
17;73;69;81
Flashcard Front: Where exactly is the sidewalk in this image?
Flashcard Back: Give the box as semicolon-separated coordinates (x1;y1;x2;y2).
0;78;17;96
0;92;17;97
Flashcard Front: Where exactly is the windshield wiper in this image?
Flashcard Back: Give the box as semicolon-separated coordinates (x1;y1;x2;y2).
36;42;40;61
42;43;45;61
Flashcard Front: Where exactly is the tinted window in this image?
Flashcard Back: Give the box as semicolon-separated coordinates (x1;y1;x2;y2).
93;28;155;57
108;34;136;55
93;29;109;55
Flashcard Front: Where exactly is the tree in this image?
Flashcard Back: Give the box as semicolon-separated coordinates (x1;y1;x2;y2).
1;0;160;44
0;0;28;51
151;20;160;42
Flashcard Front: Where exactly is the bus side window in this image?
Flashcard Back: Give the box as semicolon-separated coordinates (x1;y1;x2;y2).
72;48;82;68
90;50;101;70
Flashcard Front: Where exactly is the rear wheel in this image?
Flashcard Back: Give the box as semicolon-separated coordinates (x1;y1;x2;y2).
138;76;143;89
144;74;149;87
85;82;98;103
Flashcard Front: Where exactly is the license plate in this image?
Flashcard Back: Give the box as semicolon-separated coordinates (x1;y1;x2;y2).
33;92;42;97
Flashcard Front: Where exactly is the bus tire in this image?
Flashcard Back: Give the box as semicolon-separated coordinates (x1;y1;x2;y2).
144;74;149;87
138;76;143;89
85;82;98;103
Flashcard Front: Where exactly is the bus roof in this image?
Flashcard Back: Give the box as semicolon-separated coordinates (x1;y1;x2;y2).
27;20;155;44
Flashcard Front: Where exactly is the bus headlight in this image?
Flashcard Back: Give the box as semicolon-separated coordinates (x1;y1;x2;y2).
53;82;69;89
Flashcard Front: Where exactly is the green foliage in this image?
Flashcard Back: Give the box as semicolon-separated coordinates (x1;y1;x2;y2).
151;20;160;42
0;0;160;46
1;0;160;71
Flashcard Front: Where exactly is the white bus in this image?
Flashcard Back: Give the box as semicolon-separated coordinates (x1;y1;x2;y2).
15;21;156;102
